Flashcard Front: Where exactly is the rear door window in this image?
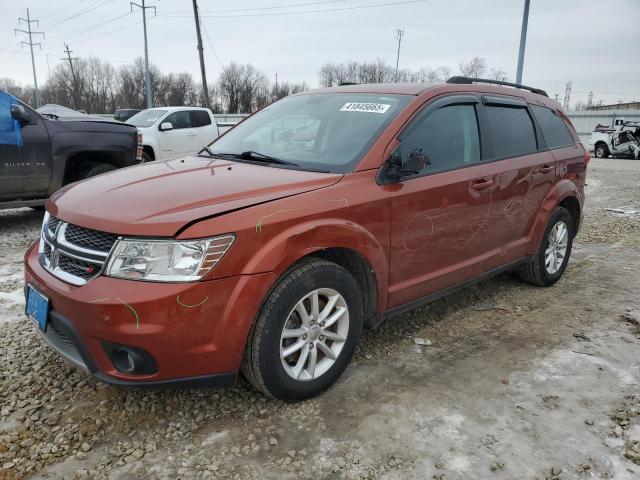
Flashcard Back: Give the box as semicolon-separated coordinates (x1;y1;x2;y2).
190;110;211;127
485;106;537;158
530;105;574;149
400;104;481;176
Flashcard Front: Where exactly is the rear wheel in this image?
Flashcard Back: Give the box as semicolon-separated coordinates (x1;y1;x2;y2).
518;207;574;287
242;259;362;401
595;144;609;158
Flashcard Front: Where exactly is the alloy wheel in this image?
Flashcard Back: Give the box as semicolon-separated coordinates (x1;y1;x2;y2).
545;220;569;274
279;288;349;381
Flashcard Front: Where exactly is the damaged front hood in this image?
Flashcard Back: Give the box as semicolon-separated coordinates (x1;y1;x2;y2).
49;156;342;236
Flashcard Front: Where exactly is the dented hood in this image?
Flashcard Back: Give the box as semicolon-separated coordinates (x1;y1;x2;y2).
49;156;342;236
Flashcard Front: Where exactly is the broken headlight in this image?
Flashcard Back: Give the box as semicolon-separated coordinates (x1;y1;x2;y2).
105;235;235;282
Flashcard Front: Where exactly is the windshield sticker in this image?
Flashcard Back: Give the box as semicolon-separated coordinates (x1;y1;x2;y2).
340;102;391;114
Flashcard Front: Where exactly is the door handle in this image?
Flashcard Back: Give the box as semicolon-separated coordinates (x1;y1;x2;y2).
538;164;554;174
187;132;197;136
470;178;494;191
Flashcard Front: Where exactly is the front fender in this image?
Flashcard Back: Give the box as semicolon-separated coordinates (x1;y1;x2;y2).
527;179;582;254
243;219;388;308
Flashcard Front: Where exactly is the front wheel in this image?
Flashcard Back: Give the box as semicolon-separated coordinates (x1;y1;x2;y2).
518;207;574;287
242;259;363;401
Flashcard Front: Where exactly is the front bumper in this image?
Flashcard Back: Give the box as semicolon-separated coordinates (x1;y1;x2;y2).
24;242;275;387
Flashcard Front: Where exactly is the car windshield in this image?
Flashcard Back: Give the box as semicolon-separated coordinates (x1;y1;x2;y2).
127;109;168;128
208;93;412;173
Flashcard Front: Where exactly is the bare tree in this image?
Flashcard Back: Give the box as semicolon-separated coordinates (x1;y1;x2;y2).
489;68;508;82
458;57;487;78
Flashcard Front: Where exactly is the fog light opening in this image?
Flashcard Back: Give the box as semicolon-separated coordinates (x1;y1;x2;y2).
114;347;140;373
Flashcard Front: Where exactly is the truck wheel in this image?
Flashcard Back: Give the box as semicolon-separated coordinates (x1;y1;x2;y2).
518;207;574;287
79;162;116;179
242;259;363;401
595;144;609;158
141;152;153;163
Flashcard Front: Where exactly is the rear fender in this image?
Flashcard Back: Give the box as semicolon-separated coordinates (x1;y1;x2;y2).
527;179;581;254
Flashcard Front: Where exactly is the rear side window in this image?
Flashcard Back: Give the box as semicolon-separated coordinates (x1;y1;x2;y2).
400;104;481;175
191;110;211;127
531;105;574;149
485;106;537;158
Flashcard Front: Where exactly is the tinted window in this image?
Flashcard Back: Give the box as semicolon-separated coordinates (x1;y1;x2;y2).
531;105;574;149
486;106;537;158
164;111;192;129
400;104;480;175
191;110;211;127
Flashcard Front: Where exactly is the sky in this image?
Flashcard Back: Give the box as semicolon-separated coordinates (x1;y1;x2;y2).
1;0;639;107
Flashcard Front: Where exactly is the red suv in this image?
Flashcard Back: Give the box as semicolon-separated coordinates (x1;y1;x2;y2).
24;77;587;401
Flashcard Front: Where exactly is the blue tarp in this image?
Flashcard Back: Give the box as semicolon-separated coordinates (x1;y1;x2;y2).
0;92;23;147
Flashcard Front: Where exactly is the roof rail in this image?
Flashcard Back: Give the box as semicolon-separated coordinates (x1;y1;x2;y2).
446;76;548;97
337;82;361;86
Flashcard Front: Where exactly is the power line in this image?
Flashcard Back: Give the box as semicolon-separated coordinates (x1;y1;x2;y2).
130;0;156;109
157;0;431;19
200;23;224;68
47;12;134;40
72;20;141;47
165;0;352;14
15;9;44;107
38;0;94;21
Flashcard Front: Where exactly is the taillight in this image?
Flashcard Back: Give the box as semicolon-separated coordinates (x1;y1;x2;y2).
584;150;591;166
136;130;143;162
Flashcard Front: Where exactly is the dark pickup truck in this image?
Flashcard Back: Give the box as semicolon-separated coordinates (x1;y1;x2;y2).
0;91;141;210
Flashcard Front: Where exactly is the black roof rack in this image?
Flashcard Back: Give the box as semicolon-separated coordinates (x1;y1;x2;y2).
446;76;548;97
338;82;361;86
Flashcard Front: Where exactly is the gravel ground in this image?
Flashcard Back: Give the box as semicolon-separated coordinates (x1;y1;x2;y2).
1;158;639;480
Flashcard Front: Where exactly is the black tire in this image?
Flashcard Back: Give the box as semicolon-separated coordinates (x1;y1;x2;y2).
242;259;363;401
595;144;609;159
78;162;117;179
518;207;574;287
141;152;153;163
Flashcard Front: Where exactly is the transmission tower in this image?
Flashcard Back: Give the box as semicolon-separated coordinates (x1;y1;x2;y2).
15;9;44;107
563;81;572;111
587;91;593;109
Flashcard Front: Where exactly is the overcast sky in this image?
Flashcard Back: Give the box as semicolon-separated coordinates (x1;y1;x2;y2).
1;0;639;106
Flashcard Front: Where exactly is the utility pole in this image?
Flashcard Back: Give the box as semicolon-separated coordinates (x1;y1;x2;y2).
563;81;572;111
62;43;80;110
394;28;404;81
515;0;530;85
274;73;278;100
191;0;210;108
15;9;44;107
131;0;155;109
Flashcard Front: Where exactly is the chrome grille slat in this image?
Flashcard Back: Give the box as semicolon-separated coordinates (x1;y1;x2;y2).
40;216;118;286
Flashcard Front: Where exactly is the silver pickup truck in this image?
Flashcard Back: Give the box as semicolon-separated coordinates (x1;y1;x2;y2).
587;121;640;159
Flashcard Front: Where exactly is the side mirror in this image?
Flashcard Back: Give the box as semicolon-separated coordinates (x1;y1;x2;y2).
383;147;420;183
10;104;31;124
159;122;173;131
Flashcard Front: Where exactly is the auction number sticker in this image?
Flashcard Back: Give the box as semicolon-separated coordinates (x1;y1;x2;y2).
340;102;391;113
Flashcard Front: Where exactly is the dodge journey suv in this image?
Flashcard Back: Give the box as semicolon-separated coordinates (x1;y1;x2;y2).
24;77;587;401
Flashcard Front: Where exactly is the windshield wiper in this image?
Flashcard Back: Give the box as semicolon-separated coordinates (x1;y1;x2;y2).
198;146;216;157
213;150;299;167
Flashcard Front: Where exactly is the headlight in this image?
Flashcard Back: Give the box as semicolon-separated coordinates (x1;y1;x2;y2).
105;235;235;282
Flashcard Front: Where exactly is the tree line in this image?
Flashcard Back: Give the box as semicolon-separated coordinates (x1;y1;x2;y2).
1;56;506;114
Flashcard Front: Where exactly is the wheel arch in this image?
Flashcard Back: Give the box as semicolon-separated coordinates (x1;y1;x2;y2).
528;179;582;254
62;150;128;184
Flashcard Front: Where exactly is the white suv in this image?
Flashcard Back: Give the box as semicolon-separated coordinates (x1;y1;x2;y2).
127;107;220;161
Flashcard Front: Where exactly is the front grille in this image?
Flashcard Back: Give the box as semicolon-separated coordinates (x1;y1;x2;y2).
64;224;118;253
40;214;118;286
57;255;101;280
